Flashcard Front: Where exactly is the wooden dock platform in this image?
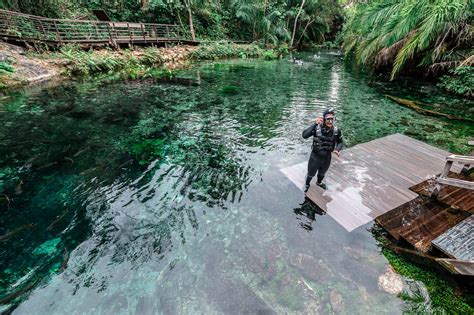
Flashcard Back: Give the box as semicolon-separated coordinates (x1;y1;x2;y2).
280;133;461;232
375;196;470;252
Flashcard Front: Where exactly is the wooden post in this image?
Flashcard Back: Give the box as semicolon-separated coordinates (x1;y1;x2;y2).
440;160;453;179
38;19;46;41
141;23;146;43
106;23;113;47
128;23;133;47
433;159;453;198
94;22;100;41
53;20;61;43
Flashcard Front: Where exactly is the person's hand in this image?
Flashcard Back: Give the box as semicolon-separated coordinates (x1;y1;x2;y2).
333;150;340;157
315;116;323;124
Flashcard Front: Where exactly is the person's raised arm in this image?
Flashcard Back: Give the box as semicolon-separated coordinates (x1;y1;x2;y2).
302;117;323;139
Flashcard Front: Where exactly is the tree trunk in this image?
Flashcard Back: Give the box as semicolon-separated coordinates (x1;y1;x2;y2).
186;0;196;41
296;18;314;47
290;0;305;49
176;10;185;32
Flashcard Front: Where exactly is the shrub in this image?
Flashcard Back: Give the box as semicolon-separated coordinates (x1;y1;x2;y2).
438;66;473;98
189;42;264;60
0;62;15;74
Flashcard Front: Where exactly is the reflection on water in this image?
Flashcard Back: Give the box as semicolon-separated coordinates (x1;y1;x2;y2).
293;199;326;231
0;51;473;314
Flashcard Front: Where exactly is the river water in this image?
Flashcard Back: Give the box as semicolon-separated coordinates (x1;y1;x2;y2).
1;52;473;314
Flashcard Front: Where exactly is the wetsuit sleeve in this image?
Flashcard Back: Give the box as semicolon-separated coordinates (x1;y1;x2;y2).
335;129;343;151
302;124;317;139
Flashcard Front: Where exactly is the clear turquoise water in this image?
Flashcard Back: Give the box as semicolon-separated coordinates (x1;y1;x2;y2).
1;51;473;314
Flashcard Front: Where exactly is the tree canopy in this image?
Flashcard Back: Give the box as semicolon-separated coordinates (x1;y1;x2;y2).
342;0;474;79
1;0;343;48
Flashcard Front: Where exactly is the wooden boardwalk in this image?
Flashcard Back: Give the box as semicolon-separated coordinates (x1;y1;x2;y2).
0;9;197;47
410;172;474;213
281;133;461;232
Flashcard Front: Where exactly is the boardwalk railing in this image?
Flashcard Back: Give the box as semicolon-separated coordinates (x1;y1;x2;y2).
0;9;187;46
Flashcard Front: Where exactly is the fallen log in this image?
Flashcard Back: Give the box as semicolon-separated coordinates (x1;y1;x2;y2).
385;95;474;123
0;224;35;242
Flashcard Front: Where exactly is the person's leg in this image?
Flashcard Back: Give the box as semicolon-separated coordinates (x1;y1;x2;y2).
316;153;332;189
305;152;322;192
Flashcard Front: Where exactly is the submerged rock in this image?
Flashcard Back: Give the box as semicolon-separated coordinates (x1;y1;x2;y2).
378;266;403;295
330;290;345;313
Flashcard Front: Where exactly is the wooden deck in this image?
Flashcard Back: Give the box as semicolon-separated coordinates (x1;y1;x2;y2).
410;172;474;213
280;133;461;232
375;196;469;252
0;9;197;47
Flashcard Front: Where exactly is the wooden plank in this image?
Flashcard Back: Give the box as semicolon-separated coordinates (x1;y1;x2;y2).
410;172;474;213
436;259;474;276
375;196;449;240
446;155;474;164
438;177;474;190
398;207;469;252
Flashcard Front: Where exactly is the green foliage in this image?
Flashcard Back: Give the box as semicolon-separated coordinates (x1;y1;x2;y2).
375;233;474;313
0;62;16;74
220;85;240;95
58;45;125;76
382;248;474;313
0;61;17;90
4;0;342;48
262;50;278;60
54;44;166;80
343;0;473;79
128;138;167;165
139;48;164;67
190;42;264;60
438;66;474;98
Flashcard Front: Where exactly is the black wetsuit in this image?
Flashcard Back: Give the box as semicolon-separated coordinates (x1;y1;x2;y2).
302;123;343;187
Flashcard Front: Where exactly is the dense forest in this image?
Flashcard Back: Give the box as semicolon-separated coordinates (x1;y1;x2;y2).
0;0;343;48
343;0;473;96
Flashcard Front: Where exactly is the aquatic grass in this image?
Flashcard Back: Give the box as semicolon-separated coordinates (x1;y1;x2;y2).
220;85;240;95
376;235;474;314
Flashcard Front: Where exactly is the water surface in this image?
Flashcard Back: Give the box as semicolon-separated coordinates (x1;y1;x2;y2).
1;52;473;314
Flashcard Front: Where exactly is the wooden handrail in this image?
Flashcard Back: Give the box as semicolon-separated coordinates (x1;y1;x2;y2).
431;153;473;197
446;155;474;164
0;9;186;45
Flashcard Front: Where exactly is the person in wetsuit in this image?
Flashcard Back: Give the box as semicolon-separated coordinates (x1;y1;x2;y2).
302;108;343;192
